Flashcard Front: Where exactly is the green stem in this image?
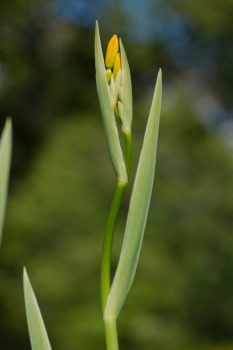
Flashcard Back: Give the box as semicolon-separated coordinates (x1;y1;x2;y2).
104;318;119;350
101;131;132;311
101;131;132;349
101;181;126;310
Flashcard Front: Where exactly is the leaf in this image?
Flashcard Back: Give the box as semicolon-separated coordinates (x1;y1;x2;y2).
23;268;52;350
0;118;12;245
104;70;162;320
119;39;133;135
95;21;127;184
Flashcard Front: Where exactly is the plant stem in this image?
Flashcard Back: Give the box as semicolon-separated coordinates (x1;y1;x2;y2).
101;132;132;311
101;132;132;350
104;318;119;350
101;180;126;310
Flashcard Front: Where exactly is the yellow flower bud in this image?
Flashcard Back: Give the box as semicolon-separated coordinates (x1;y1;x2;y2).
105;34;119;69
113;53;121;78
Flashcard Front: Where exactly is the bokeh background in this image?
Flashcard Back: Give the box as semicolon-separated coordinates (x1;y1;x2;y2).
0;1;233;349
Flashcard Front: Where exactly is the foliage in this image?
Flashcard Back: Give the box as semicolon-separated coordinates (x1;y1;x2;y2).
23;268;52;350
0;93;233;349
0;119;12;244
0;0;233;349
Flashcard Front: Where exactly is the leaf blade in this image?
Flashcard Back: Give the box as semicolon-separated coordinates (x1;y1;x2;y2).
119;39;133;134
23;268;52;350
104;70;162;319
95;22;127;184
0;118;12;245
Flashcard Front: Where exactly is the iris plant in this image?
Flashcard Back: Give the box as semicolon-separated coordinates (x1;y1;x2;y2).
0;22;162;350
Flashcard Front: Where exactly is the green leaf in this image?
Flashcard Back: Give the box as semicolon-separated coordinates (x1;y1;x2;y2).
104;70;162;320
119;39;132;135
0;118;12;246
23;268;52;350
95;21;127;184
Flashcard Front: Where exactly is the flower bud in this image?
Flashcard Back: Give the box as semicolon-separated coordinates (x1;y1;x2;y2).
105;34;119;69
113;53;121;78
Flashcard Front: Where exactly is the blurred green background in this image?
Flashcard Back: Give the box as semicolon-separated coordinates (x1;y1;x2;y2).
0;1;233;349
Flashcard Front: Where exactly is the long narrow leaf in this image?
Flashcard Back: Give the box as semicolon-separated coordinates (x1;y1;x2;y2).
119;39;132;134
0;119;12;245
95;22;127;184
104;70;162;319
23;268;52;350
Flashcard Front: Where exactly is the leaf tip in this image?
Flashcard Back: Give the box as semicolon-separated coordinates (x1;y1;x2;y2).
23;267;30;289
1;117;12;140
23;266;27;278
95;20;100;36
157;68;162;87
5;117;12;128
